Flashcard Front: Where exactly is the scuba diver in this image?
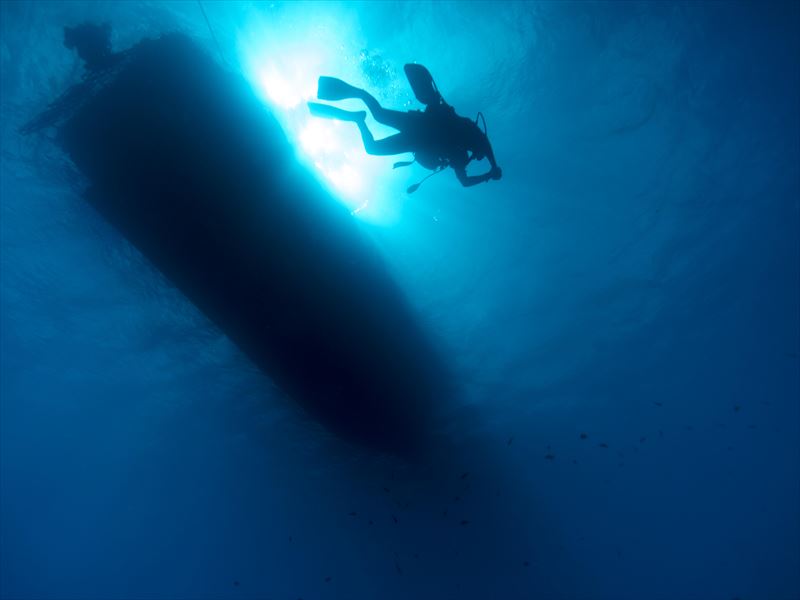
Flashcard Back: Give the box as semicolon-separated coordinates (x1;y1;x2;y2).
308;64;502;193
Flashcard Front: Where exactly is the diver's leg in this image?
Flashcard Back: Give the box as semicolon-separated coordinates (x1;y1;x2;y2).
356;91;412;130
318;76;412;130
355;121;413;155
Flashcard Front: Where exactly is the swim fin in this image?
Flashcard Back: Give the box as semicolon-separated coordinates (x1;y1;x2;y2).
393;160;415;169
317;76;360;101
308;102;366;122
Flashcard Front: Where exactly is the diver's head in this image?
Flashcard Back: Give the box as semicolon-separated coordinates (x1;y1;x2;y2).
63;22;113;70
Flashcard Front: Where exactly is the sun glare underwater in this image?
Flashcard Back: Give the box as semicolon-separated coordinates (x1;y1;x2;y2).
1;1;799;600
239;7;426;225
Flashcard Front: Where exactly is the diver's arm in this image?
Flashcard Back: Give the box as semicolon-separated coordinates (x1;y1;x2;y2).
483;141;502;179
484;141;498;169
454;166;494;187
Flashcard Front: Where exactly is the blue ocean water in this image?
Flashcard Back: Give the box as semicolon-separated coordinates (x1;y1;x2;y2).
1;2;798;599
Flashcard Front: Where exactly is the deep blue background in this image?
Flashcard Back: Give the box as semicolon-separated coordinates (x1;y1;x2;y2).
1;2;798;599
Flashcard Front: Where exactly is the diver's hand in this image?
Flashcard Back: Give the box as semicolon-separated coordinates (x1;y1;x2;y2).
490;166;503;181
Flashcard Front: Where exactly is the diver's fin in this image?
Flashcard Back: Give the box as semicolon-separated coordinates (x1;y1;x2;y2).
308;102;366;122
404;64;442;106
393;160;415;169
317;76;360;101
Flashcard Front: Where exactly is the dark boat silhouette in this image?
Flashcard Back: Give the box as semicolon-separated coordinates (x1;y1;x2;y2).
23;33;448;455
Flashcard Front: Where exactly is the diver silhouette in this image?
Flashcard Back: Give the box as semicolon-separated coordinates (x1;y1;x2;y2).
308;64;502;193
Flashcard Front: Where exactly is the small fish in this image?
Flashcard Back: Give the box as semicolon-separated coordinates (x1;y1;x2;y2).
288;536;292;543
523;561;530;567
442;509;448;517
325;576;332;583
653;402;663;407
460;472;470;480
460;520;470;526
734;405;741;412
598;443;609;449
413;553;419;559
383;487;391;493
507;436;514;446
544;453;555;460
233;581;240;587
454;496;461;502
368;520;374;526
348;512;357;517
391;514;398;524
572;459;578;464
580;433;588;440
639;436;646;443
